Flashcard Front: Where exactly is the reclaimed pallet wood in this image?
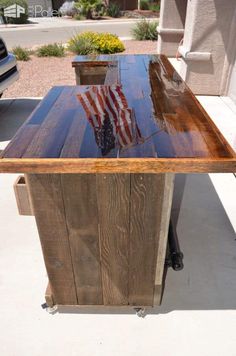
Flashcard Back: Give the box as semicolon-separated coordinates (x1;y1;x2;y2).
14;175;33;216
61;174;103;305
97;174;130;305
25;174;78;305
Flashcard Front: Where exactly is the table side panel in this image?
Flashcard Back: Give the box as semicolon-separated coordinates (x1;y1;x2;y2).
61;174;103;305
97;174;130;305
25;174;78;305
129;173;166;306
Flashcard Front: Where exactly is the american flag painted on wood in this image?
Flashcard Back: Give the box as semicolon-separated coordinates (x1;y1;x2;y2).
77;85;142;156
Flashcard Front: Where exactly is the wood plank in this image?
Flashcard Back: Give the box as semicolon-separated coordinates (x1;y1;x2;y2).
104;62;119;85
3;125;39;158
154;174;174;305
97;174;130;305
13;175;33;216
45;283;55;307
25;174;78;305
129;174;166;306
61;174;103;305
1;157;235;174
23;88;77;158
3;87;64;158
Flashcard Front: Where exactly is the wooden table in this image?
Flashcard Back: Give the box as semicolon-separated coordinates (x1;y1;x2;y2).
0;54;235;310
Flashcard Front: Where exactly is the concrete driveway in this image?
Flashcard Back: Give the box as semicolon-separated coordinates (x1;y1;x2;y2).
0;98;40;151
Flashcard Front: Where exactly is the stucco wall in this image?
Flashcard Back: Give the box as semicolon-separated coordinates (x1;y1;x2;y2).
228;58;236;104
157;0;187;56
179;0;236;95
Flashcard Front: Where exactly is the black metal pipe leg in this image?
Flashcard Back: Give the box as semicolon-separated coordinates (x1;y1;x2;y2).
167;220;184;271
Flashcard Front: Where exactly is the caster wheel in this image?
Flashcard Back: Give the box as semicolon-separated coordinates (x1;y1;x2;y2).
134;308;146;318
41;303;58;314
46;305;58;314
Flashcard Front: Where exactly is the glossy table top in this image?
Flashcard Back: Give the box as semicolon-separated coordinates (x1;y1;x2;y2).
0;54;235;173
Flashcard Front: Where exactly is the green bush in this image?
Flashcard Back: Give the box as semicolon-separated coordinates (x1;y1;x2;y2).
132;19;158;41
106;2;120;18
75;0;103;19
0;0;28;24
74;13;86;20
12;46;31;61
36;43;65;57
68;35;96;55
149;3;160;12
140;0;149;10
68;31;125;55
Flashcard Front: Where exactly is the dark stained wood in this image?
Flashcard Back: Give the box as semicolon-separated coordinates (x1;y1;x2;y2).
25;174;78;305
1;54;235;173
61;174;103;305
97;174;130;305
129;174;165;306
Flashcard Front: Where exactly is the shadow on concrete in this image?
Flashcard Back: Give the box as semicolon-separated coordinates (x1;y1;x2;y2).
0;98;40;142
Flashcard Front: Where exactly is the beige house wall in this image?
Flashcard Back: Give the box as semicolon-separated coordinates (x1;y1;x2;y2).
157;0;186;56
158;0;236;95
228;58;236;104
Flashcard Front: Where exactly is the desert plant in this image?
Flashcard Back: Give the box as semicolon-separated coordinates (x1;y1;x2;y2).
59;1;78;16
68;31;125;55
149;3;160;12
106;2;120;18
74;0;103;19
74;13;86;20
12;46;31;61
36;43;65;57
132;19;158;40
0;0;28;24
68;34;96;55
140;0;149;10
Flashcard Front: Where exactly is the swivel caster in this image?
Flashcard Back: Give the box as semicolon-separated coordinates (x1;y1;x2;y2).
41;303;58;314
134;308;146;318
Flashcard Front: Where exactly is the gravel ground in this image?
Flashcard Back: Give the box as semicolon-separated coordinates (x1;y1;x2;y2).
3;41;156;98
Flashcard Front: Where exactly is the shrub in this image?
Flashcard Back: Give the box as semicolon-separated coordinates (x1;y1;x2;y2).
74;13;86;20
74;0;103;19
68;35;96;55
149;3;160;12
68;31;125;55
59;1;78;16
131;19;158;41
106;2;120;18
0;0;28;24
12;46;31;61
36;43;65;57
140;0;149;10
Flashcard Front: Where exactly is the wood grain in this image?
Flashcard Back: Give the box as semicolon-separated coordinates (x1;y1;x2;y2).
129;174;166;306
1;54;235;174
25;174;78;305
1;157;235;174
13;175;33;216
97;174;130;305
61;174;103;305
